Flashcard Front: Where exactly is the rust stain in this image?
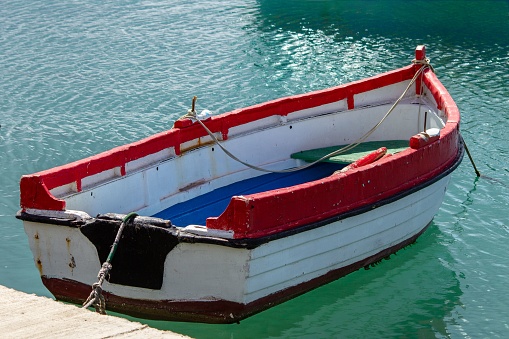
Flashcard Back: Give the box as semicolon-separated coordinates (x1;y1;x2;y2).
69;255;76;273
179;139;215;154
66;238;75;274
33;232;42;275
36;258;43;275
179;179;206;192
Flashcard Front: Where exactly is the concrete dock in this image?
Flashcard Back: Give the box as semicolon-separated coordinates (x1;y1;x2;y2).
0;285;190;338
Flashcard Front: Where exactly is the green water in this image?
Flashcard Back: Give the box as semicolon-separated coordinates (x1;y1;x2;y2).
1;0;508;337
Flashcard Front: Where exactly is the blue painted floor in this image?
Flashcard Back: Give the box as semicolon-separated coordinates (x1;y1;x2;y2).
153;162;344;226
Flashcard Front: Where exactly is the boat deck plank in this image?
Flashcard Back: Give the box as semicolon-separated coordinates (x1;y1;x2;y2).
0;285;189;339
154;162;343;226
291;140;409;164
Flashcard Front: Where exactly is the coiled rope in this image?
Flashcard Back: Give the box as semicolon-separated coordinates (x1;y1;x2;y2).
83;212;138;314
179;62;433;174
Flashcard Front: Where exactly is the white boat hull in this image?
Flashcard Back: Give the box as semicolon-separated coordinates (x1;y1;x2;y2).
23;173;453;322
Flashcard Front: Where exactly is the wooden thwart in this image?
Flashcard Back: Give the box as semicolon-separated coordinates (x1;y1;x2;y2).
291;140;409;165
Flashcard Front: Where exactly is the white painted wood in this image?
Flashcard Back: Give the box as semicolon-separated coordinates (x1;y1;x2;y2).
354;81;413;108
243;175;450;303
60;100;436;218
23;174;451;306
23;221;103;286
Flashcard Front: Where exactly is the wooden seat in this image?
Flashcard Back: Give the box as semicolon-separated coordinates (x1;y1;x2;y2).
291;140;409;165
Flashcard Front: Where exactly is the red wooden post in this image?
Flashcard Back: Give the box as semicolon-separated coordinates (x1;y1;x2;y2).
415;45;426;95
415;45;426;61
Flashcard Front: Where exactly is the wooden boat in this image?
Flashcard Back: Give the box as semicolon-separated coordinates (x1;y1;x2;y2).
17;46;463;323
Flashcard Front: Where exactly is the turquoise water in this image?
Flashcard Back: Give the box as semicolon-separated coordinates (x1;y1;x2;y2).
1;0;508;337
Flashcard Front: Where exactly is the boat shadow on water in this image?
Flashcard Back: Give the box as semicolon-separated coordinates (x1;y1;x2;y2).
141;226;463;338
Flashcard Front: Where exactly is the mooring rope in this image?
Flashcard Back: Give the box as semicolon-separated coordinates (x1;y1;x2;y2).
429;99;481;178
412;57;435;73
82;212;138;314
179;63;432;174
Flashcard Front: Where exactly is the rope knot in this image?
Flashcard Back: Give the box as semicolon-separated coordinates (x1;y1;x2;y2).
412;57;435;73
97;262;112;281
83;281;107;314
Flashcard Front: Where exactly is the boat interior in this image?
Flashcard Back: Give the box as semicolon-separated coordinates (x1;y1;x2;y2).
55;93;447;225
154;140;410;226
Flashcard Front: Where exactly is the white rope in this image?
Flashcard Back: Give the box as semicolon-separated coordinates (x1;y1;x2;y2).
180;62;432;174
412;57;435;73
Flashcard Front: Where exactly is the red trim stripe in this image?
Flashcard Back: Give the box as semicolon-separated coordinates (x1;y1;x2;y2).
19;65;416;211
19;47;460;241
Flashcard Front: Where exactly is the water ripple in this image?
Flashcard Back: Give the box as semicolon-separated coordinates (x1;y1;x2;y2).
1;0;509;337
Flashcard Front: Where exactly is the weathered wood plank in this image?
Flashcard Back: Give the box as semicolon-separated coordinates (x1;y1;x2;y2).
0;285;190;339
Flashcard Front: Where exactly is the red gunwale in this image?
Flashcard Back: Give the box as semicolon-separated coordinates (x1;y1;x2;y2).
20;46;461;239
207;67;461;239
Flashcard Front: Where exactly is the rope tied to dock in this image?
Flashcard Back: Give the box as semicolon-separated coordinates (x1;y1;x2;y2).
82;212;138;314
